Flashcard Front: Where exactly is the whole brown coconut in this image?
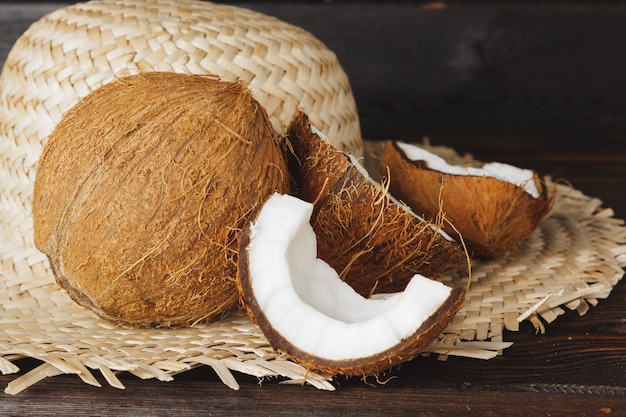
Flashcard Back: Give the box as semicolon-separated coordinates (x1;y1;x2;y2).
381;141;553;258
32;72;291;327
284;112;466;297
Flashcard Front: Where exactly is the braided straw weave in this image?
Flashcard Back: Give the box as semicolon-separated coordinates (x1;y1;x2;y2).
0;0;362;248
1;1;626;396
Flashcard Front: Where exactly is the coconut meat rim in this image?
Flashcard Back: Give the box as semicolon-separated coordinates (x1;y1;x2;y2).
396;142;540;198
245;193;452;361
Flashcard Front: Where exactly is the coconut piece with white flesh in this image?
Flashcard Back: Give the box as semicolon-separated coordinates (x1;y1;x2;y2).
381;141;553;258
238;192;466;376
284;112;467;298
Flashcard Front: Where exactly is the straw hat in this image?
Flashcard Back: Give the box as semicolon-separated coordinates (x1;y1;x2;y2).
1;0;625;395
0;0;362;249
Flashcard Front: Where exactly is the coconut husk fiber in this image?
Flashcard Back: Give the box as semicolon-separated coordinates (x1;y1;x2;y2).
283;112;468;297
32;72;291;328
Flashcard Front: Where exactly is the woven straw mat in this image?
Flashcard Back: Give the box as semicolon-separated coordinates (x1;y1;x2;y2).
2;0;626;396
0;0;362;248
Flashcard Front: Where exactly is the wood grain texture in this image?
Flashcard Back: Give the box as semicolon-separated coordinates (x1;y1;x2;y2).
4;2;626;141
1;2;626;416
2;373;626;417
229;2;626;140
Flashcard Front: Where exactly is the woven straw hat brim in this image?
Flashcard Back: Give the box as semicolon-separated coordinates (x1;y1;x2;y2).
1;0;626;395
2;178;625;394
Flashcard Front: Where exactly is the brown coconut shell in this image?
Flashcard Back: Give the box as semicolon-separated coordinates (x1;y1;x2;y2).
284;112;466;297
32;72;291;327
237;218;466;376
381;141;554;258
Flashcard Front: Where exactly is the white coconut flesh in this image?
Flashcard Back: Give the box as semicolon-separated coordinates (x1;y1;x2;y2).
396;142;540;198
244;192;454;362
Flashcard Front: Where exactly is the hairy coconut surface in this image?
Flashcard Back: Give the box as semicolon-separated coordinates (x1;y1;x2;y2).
32;72;291;327
284;112;466;297
382;141;553;258
238;193;466;377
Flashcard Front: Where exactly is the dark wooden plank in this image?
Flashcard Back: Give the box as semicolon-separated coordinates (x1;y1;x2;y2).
2;368;626;417
225;2;626;141
4;2;626;142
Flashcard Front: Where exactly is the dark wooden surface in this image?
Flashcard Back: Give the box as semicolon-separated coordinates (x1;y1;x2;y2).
1;2;626;416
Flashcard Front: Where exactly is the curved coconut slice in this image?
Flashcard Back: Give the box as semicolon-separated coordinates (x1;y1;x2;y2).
284;112;466;297
238;192;465;376
382;141;553;258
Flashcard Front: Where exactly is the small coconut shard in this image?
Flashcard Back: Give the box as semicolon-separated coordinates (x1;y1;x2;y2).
284;112;466;297
32;72;291;327
382;141;554;258
238;193;465;377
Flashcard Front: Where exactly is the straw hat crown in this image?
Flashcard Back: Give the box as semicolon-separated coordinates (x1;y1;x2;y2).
0;0;362;248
